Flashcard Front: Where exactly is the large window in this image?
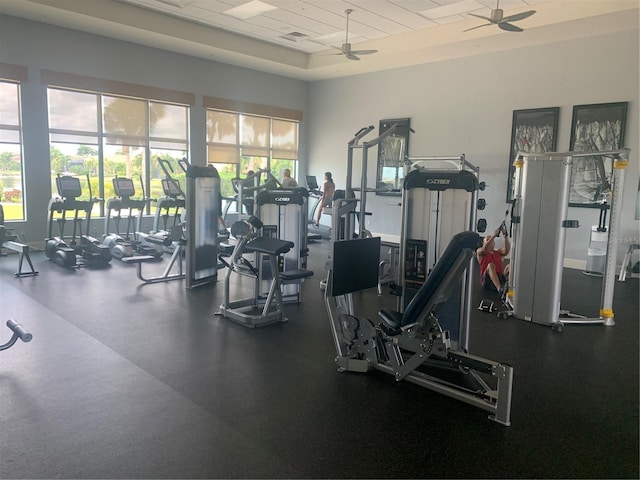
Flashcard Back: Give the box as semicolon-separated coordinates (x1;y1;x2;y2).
206;109;299;197
48;87;189;216
0;80;25;220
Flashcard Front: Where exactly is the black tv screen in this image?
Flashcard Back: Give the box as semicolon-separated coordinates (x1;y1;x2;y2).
331;237;381;297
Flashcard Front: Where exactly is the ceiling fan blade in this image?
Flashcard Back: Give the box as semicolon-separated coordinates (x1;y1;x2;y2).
467;12;495;22
350;49;377;55
499;22;523;32
463;23;492;32
501;10;535;23
346;52;360;61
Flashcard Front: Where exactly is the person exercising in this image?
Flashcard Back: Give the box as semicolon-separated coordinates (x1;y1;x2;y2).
476;224;510;297
315;171;335;226
281;168;298;187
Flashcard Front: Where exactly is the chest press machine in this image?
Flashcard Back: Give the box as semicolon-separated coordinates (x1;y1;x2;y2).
325;231;514;426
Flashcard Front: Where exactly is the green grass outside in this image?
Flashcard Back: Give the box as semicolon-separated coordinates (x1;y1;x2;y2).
1;202;24;221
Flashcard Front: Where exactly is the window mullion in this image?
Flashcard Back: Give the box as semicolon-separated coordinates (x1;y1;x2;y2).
98;94;105;217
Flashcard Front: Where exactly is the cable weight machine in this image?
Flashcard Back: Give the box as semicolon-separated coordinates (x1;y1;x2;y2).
506;148;630;329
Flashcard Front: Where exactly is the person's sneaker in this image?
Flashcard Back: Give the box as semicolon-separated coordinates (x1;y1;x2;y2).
498;284;506;299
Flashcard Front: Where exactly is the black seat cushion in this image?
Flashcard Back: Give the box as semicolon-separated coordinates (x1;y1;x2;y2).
379;309;403;333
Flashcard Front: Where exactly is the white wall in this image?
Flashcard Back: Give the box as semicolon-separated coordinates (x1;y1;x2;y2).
2;14;638;266
307;29;639;264
0;15;309;243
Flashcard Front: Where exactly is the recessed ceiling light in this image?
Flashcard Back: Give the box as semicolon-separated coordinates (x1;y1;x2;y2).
224;0;277;20
313;31;348;46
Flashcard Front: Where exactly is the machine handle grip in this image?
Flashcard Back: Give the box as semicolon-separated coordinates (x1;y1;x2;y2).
6;319;32;343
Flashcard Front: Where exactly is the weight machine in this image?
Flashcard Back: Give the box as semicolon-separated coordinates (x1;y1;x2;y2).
217;217;296;328
123;164;221;288
332;125;401;241
325;232;514;426
505;148;630;329
255;187;313;303
185;165;220;289
398;156;485;354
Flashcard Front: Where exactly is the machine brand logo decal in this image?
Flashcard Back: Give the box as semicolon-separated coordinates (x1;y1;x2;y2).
274;197;290;202
425;179;451;185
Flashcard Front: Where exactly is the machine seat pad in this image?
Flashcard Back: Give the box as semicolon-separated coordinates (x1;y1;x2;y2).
245;237;294;256
378;309;403;333
280;269;313;281
400;231;480;327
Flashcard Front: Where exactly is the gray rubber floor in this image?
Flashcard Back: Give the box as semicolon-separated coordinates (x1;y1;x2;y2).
0;240;638;479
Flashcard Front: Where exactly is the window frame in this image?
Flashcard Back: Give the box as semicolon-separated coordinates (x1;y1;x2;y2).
0;78;26;221
47;86;190;216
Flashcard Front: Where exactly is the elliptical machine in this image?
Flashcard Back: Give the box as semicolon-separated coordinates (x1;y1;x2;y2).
104;175;164;259
153;158;186;237
45;174;111;268
103;176;138;260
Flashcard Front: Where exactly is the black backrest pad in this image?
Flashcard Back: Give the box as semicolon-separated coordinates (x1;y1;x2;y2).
401;231;480;326
331;236;381;297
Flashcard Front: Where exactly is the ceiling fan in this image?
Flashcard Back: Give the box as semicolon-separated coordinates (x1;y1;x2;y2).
464;0;536;33
336;9;378;61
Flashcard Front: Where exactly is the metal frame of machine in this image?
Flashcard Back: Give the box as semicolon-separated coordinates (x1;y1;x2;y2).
398;156;484;351
255;187;312;303
217;217;296;328
506;148;630;329
325;232;514;426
